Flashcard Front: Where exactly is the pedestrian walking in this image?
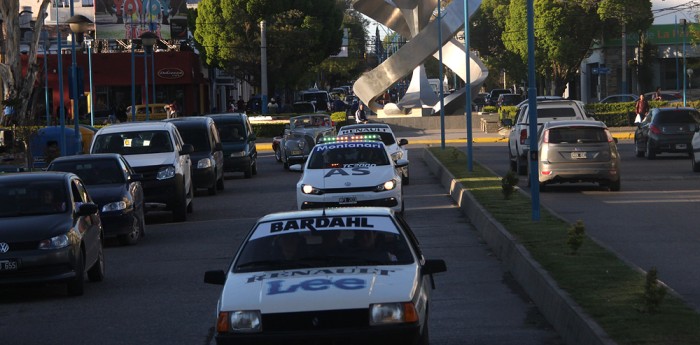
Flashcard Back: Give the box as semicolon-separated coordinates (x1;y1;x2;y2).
635;94;650;123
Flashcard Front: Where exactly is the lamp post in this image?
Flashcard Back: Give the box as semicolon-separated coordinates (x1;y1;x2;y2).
464;0;473;172
66;14;93;154
437;0;446;150
682;19;688;106
140;32;158;121
55;5;67;156
85;37;94;126
42;29;50;126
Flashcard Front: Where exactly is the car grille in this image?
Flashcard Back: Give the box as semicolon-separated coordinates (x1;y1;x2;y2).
263;309;368;331
319;186;376;193
0;240;39;251
132;165;168;181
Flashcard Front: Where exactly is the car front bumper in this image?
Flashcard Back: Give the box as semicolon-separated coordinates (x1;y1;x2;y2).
0;246;78;286
193;166;217;189
224;155;252;172
298;190;402;212
100;209;138;237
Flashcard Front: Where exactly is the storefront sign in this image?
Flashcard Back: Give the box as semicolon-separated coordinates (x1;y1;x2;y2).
158;68;185;79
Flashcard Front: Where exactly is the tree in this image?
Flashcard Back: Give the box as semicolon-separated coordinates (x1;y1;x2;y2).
0;0;51;124
316;9;368;89
502;0;601;96
193;0;344;95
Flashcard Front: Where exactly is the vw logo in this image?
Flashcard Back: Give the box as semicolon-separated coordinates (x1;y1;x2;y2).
344;182;351;186
0;243;9;253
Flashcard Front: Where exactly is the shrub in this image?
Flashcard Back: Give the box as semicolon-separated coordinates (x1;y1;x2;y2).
501;170;519;199
567;220;585;254
482;105;498;113
643;267;667;314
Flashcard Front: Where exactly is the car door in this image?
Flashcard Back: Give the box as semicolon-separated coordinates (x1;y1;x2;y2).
119;156;144;216
71;177;101;266
172;128;193;193
210;122;224;181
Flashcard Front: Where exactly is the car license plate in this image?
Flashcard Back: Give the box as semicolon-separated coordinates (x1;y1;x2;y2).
0;259;19;271
676;144;687;150
571;152;587;159
291;150;302;155
338;196;357;204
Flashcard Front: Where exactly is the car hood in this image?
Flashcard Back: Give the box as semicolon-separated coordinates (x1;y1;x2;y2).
221;141;247;153
219;264;418;313
85;184;128;206
1;214;72;242
301;167;397;188
122;152;178;168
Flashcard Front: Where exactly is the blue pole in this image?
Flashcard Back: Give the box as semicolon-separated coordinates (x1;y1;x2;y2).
88;40;94;127
151;48;156;106
437;1;446;150
144;45;150;121
56;6;66;157
683;19;687;106
464;0;473;172
43;30;50;127
527;0;540;221
676;16;680;91
70;1;81;154
131;38;136;121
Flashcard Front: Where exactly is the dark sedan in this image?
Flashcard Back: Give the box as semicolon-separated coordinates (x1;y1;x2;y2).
0;172;105;296
47;153;145;245
634;107;700;159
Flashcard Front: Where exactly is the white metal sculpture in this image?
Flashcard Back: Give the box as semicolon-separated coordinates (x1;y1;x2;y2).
353;0;488;116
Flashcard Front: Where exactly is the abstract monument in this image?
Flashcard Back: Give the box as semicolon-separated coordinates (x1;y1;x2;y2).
352;0;488;116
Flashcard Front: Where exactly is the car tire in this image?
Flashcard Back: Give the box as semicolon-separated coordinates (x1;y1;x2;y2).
417;309;430;345
274;148;282;162
402;169;410;185
67;251;85;296
187;183;194;213
119;213;143;245
216;174;225;190
539;182;547;192
173;187;188;222
635;138;645;158
244;163;253;178
645;140;656;160
87;239;105;282
208;179;217;196
693;151;700;172
252;160;258;175
516;157;527;175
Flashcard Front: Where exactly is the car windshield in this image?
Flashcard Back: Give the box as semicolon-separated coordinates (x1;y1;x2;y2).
654;110;700;124
49;159;125;185
92;131;173;155
339;129;396;146
218;123;246;142
291;116;330;129
547;127;609;144
0;180;67;217
233;215;414;272
176;126;211;151
307;143;390;169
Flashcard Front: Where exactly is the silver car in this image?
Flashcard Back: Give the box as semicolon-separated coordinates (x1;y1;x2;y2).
278;114;336;169
530;120;621;192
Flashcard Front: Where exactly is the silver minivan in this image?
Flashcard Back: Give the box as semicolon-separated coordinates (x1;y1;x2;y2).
529;120;621;192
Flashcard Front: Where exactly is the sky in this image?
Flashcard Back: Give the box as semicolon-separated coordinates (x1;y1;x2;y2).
652;0;700;24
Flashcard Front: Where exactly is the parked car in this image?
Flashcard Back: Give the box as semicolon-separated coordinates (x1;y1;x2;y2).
486;88;511;106
598;94;639;104
338;123;410;184
530;120;621;192
634;107;700;159
276;114;336;169
166;117;225;194
207;113;258;178
472;92;489;111
504;100;590;175
497;93;523;108
292;136;407;213
299;89;332;112
90;122;194;222
204;207;447;345
0;172;105;296
644;90;682;102
47;153;146;245
125;103;171;121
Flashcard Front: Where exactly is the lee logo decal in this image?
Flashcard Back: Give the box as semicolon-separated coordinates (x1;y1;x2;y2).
267;278;365;295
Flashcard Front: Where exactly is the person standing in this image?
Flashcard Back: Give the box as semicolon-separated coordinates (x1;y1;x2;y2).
355;103;368;124
267;98;279;114
236;99;245;112
653;87;663;101
635;94;650;123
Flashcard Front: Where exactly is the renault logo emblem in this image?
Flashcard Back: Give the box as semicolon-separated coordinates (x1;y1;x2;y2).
0;243;9;253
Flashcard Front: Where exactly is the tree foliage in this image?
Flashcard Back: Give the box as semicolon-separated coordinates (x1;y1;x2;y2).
193;0;344;93
316;9;368;89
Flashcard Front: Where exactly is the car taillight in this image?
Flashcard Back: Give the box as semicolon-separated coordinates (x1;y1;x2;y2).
605;129;614;143
519;129;527;144
543;130;550;143
649;124;662;135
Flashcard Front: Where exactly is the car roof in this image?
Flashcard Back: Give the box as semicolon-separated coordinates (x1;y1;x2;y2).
164;116;213;127
339;123;393;131
516;96;565;108
50;153;123;163
542;120;607;129
95;121;175;134
0;171;75;183
256;207;395;223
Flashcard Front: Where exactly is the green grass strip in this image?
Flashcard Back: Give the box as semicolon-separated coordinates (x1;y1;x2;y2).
429;147;700;345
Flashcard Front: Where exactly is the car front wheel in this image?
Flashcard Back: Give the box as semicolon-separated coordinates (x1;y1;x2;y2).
645;140;656;160
87;238;105;282
67;251;85;296
692;150;700;172
634;138;645;157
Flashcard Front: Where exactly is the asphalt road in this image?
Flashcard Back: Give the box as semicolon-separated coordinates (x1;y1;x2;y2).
0;150;563;345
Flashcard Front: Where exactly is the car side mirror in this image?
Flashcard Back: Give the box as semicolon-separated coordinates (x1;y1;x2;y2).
181;143;194;155
422;259;447;275
395;159;409;168
128;173;144;182
76;202;99;216
204;270;226;285
398;138;408;146
502;118;513;127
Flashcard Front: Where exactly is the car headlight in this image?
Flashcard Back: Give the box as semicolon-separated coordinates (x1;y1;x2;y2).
197;158;213;169
391;151;403;161
369;302;418;325
301;184;323;195
157;166;176;180
38;234;70;250
229;151;246;157
375;179;397;192
101;201;128;212
217;310;262;333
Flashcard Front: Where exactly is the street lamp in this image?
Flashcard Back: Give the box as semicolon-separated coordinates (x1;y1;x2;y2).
67;14;93;153
85;37;94;126
682;18;688;106
140;31;158;121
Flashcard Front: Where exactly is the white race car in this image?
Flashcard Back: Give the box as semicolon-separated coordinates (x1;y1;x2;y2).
291;136;408;213
338;124;410;184
204;207;447;345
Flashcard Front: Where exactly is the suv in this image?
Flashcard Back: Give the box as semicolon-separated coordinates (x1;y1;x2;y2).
634;107;700;159
486;88;511;106
206;113;258;178
165;117;225;195
504;100;590;175
90;122;194;222
497;93;522;108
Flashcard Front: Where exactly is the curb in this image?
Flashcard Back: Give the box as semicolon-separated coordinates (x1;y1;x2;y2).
420;148;616;345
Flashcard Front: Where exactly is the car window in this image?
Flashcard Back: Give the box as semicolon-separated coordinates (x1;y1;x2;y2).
0;180;67;217
49;159;125;185
547;127;608;144
307;144;390;169
537;107;578;118
93;131;173;155
177;126;211;151
218;123;246;142
655;110;700;124
233;215;414;272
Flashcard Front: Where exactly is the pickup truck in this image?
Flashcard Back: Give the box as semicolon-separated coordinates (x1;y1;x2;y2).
503;100;590;175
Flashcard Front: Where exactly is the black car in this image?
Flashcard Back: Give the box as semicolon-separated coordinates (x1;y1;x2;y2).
634;107;700;159
47;153;146;245
166;117;225;194
0;172;105;296
206;113;258;178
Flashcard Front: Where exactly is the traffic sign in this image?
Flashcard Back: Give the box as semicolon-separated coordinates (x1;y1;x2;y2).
592;67;610;75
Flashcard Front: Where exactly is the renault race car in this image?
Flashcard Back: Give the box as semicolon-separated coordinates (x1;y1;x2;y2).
290;135;408;213
337;124;410;184
203;207;447;345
